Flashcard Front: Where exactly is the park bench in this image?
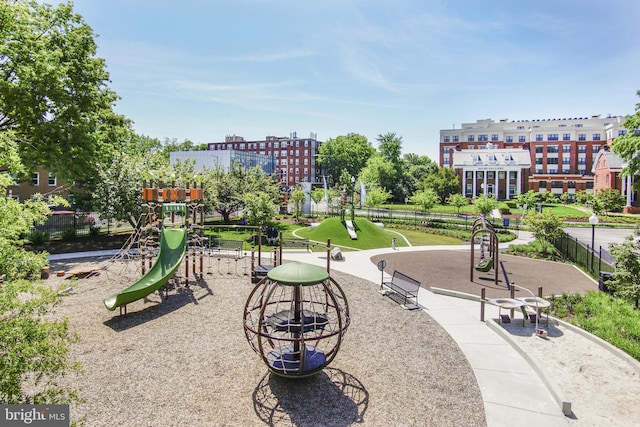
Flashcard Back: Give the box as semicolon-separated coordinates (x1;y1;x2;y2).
381;270;421;310
280;237;310;251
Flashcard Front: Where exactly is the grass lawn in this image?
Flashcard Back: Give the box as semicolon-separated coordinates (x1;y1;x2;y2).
294;217;462;250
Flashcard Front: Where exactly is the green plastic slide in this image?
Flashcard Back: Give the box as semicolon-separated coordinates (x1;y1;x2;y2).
103;228;187;311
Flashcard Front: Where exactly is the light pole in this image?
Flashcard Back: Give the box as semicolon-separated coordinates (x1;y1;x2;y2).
589;212;599;273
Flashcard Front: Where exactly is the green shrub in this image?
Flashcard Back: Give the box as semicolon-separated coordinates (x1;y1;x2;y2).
498;203;511;215
89;225;100;236
61;228;76;241
28;230;48;245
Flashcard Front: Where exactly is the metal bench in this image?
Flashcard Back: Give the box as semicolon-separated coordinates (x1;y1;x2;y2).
280;238;310;251
381;270;421;310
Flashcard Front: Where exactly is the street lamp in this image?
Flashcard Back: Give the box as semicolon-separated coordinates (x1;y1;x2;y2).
589;212;599;272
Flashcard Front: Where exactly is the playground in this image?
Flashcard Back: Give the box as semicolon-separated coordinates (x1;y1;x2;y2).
47;255;485;426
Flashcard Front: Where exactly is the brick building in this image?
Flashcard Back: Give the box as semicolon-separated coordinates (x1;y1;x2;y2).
440;116;627;200
207;132;324;189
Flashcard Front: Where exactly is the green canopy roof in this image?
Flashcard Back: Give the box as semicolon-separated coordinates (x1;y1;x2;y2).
267;262;329;285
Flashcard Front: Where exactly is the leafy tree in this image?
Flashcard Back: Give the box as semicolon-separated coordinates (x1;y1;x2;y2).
524;210;563;254
160;138;208;162
203;165;279;223
93;150;169;229
0;133;80;405
358;153;394;193
289;189;306;221
317;133;375;186
611;90;640;178
559;192;570;204
447;193;468;215
1;0;130;185
411;189;439;214
403;153;438;182
575;190;590;205
420;167;460;203
609;229;640;308
473;194;498;216
595;188;625;214
514;190;539;211
363;185;391;210
244;192;278;226
541;191;557;203
310;187;326;218
376;132;414;203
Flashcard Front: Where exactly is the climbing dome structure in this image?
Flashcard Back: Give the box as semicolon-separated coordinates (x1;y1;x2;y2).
243;262;350;378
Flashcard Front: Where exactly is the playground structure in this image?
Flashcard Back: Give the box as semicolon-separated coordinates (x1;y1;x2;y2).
470;215;499;285
103;180;205;315
243;260;350;378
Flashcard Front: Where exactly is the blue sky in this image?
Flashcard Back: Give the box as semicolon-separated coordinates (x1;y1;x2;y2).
71;0;640;161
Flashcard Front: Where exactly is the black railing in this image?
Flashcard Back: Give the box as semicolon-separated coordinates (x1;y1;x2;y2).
553;232;615;278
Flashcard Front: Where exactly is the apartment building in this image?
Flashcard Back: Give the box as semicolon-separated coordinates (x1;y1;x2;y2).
440;116;627;199
7;165;68;201
207;132;324;189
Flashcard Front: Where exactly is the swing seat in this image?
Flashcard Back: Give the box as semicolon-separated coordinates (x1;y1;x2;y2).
475;258;493;272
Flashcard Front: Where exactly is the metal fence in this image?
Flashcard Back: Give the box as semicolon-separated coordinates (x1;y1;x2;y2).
32;211;98;238
554;232;615;279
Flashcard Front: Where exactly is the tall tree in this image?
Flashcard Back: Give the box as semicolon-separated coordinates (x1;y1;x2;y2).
203;165;279;223
0;131;81;405
612;90;640;178
376;132;411;203
0;1;130;185
317;133;375;186
420;166;460;203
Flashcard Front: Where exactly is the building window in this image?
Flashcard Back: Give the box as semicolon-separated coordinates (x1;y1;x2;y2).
563;145;571;153
491;134;499;141
567;181;576;189
547;134;558;141
578;145;586;153
506;136;513;143
562;167;571;174
535;134;543;142
31;172;39;186
562;157;570;164
465;184;473;197
592;145;600;153
619;130;627;136
509;171;517;179
444;136;450;142
517;126;525;130
535;168;543;174
518;136;526;142
547;145;558;153
443;157;450;165
535;146;544;153
563;133;571;141
578;134;586;141
467;135;475;142
466;171;473;179
48;173;56;186
444;146;451;154
487;171;495;179
477;171;484;179
586;181;593;189
593;133;601;141
547;158;558;164
478;134;488;142
552;181;563;188
536;158;544;164
452;135;459;142
539;180;547;189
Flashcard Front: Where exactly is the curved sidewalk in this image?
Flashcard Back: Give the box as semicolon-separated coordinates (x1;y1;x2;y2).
282;243;570;427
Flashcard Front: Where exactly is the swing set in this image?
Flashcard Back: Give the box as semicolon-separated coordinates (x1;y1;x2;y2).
470;215;499;285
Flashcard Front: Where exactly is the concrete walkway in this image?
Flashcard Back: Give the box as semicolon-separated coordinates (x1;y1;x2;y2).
281;236;570;426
